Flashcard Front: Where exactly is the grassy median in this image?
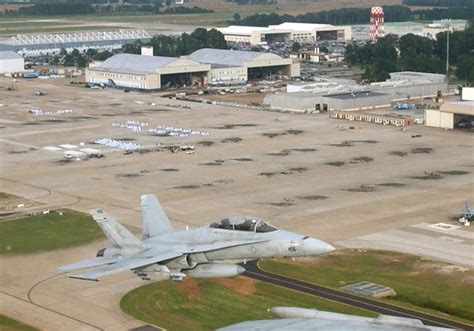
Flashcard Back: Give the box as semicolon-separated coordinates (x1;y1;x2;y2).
0;210;104;255
260;250;474;324
0;314;38;331
120;276;375;331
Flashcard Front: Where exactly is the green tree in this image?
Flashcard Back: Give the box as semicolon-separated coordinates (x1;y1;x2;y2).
63;54;75;66
76;56;86;68
291;42;301;52
233;13;241;22
85;48;97;58
455;55;474;85
122;40;143;54
94;50;113;61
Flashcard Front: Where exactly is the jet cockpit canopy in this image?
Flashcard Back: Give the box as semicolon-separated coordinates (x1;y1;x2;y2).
210;216;277;233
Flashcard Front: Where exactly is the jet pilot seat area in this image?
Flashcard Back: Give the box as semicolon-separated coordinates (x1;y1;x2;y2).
210;216;277;233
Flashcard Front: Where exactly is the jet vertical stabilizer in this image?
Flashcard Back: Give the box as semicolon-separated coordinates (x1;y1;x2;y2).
90;209;142;248
141;194;174;239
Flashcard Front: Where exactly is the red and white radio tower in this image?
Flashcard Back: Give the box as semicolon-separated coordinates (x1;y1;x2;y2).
369;6;385;43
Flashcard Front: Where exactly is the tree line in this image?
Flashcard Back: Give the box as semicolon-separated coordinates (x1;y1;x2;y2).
45;28;227;68
122;28;228;57
1;2;212;16
232;5;474;26
403;0;474;8
345;21;474;84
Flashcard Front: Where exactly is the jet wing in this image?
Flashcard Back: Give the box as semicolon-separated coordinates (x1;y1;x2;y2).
59;257;118;272
69;251;182;281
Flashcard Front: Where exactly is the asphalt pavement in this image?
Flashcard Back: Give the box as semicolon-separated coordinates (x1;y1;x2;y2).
241;260;473;330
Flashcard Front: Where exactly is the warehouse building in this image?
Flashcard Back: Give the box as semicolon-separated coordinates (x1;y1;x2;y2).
425;88;474;130
217;22;351;46
186;48;299;83
86;48;299;90
0;50;24;74
265;72;447;112
86;53;210;90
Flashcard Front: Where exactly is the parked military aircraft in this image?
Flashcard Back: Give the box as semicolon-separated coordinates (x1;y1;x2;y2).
459;200;473;226
218;307;452;331
59;194;335;281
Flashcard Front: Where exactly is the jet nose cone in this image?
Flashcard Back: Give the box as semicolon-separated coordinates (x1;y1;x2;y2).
325;243;336;253
236;265;246;274
303;238;336;255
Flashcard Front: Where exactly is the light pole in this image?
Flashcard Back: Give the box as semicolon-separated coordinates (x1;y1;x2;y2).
441;19;451;85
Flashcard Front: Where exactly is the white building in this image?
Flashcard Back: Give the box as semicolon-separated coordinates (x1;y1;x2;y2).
217;22;352;46
0;51;24;74
352;19;468;41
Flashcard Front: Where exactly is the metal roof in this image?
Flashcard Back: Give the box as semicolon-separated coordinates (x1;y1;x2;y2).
99;54;178;74
217;25;271;36
270;22;332;31
440;100;474;116
325;91;388;100
0;44;15;52
0;50;22;60
187;48;263;68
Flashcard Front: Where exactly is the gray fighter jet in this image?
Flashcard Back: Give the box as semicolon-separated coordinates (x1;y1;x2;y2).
59;194;335;281
218;307;452;331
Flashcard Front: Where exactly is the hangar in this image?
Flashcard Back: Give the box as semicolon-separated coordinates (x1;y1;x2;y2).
217;22;352;46
187;48;299;83
86;48;300;90
425;88;474;130
85;53;210;90
425;101;474;130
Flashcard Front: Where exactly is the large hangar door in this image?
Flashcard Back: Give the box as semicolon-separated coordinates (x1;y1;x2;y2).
454;114;474;130
160;71;207;89
247;65;290;80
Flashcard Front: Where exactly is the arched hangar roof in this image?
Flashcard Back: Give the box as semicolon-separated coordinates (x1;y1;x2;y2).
99;54;202;75
187;48;282;68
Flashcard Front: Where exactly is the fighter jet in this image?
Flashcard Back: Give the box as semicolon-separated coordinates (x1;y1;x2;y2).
458;200;473;226
59;194;335;281
218;307;452;331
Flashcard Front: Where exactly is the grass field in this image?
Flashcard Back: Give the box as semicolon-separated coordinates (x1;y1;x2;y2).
260;250;474;324
0;314;38;331
0;210;104;255
120;276;376;331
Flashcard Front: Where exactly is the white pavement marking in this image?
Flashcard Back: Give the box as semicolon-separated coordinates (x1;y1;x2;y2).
0;124;101;138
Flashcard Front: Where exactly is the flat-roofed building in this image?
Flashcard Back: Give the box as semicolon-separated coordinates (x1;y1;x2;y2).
217;22;351;46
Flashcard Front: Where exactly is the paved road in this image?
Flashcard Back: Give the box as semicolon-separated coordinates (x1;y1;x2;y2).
241;260;473;330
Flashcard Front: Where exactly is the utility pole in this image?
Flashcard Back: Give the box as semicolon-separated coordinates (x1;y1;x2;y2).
442;19;451;85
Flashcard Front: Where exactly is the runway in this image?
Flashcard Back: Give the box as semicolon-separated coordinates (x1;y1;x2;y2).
242;260;473;330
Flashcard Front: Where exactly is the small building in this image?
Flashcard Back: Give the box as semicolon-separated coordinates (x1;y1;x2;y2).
0;51;24;74
425;100;474;130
